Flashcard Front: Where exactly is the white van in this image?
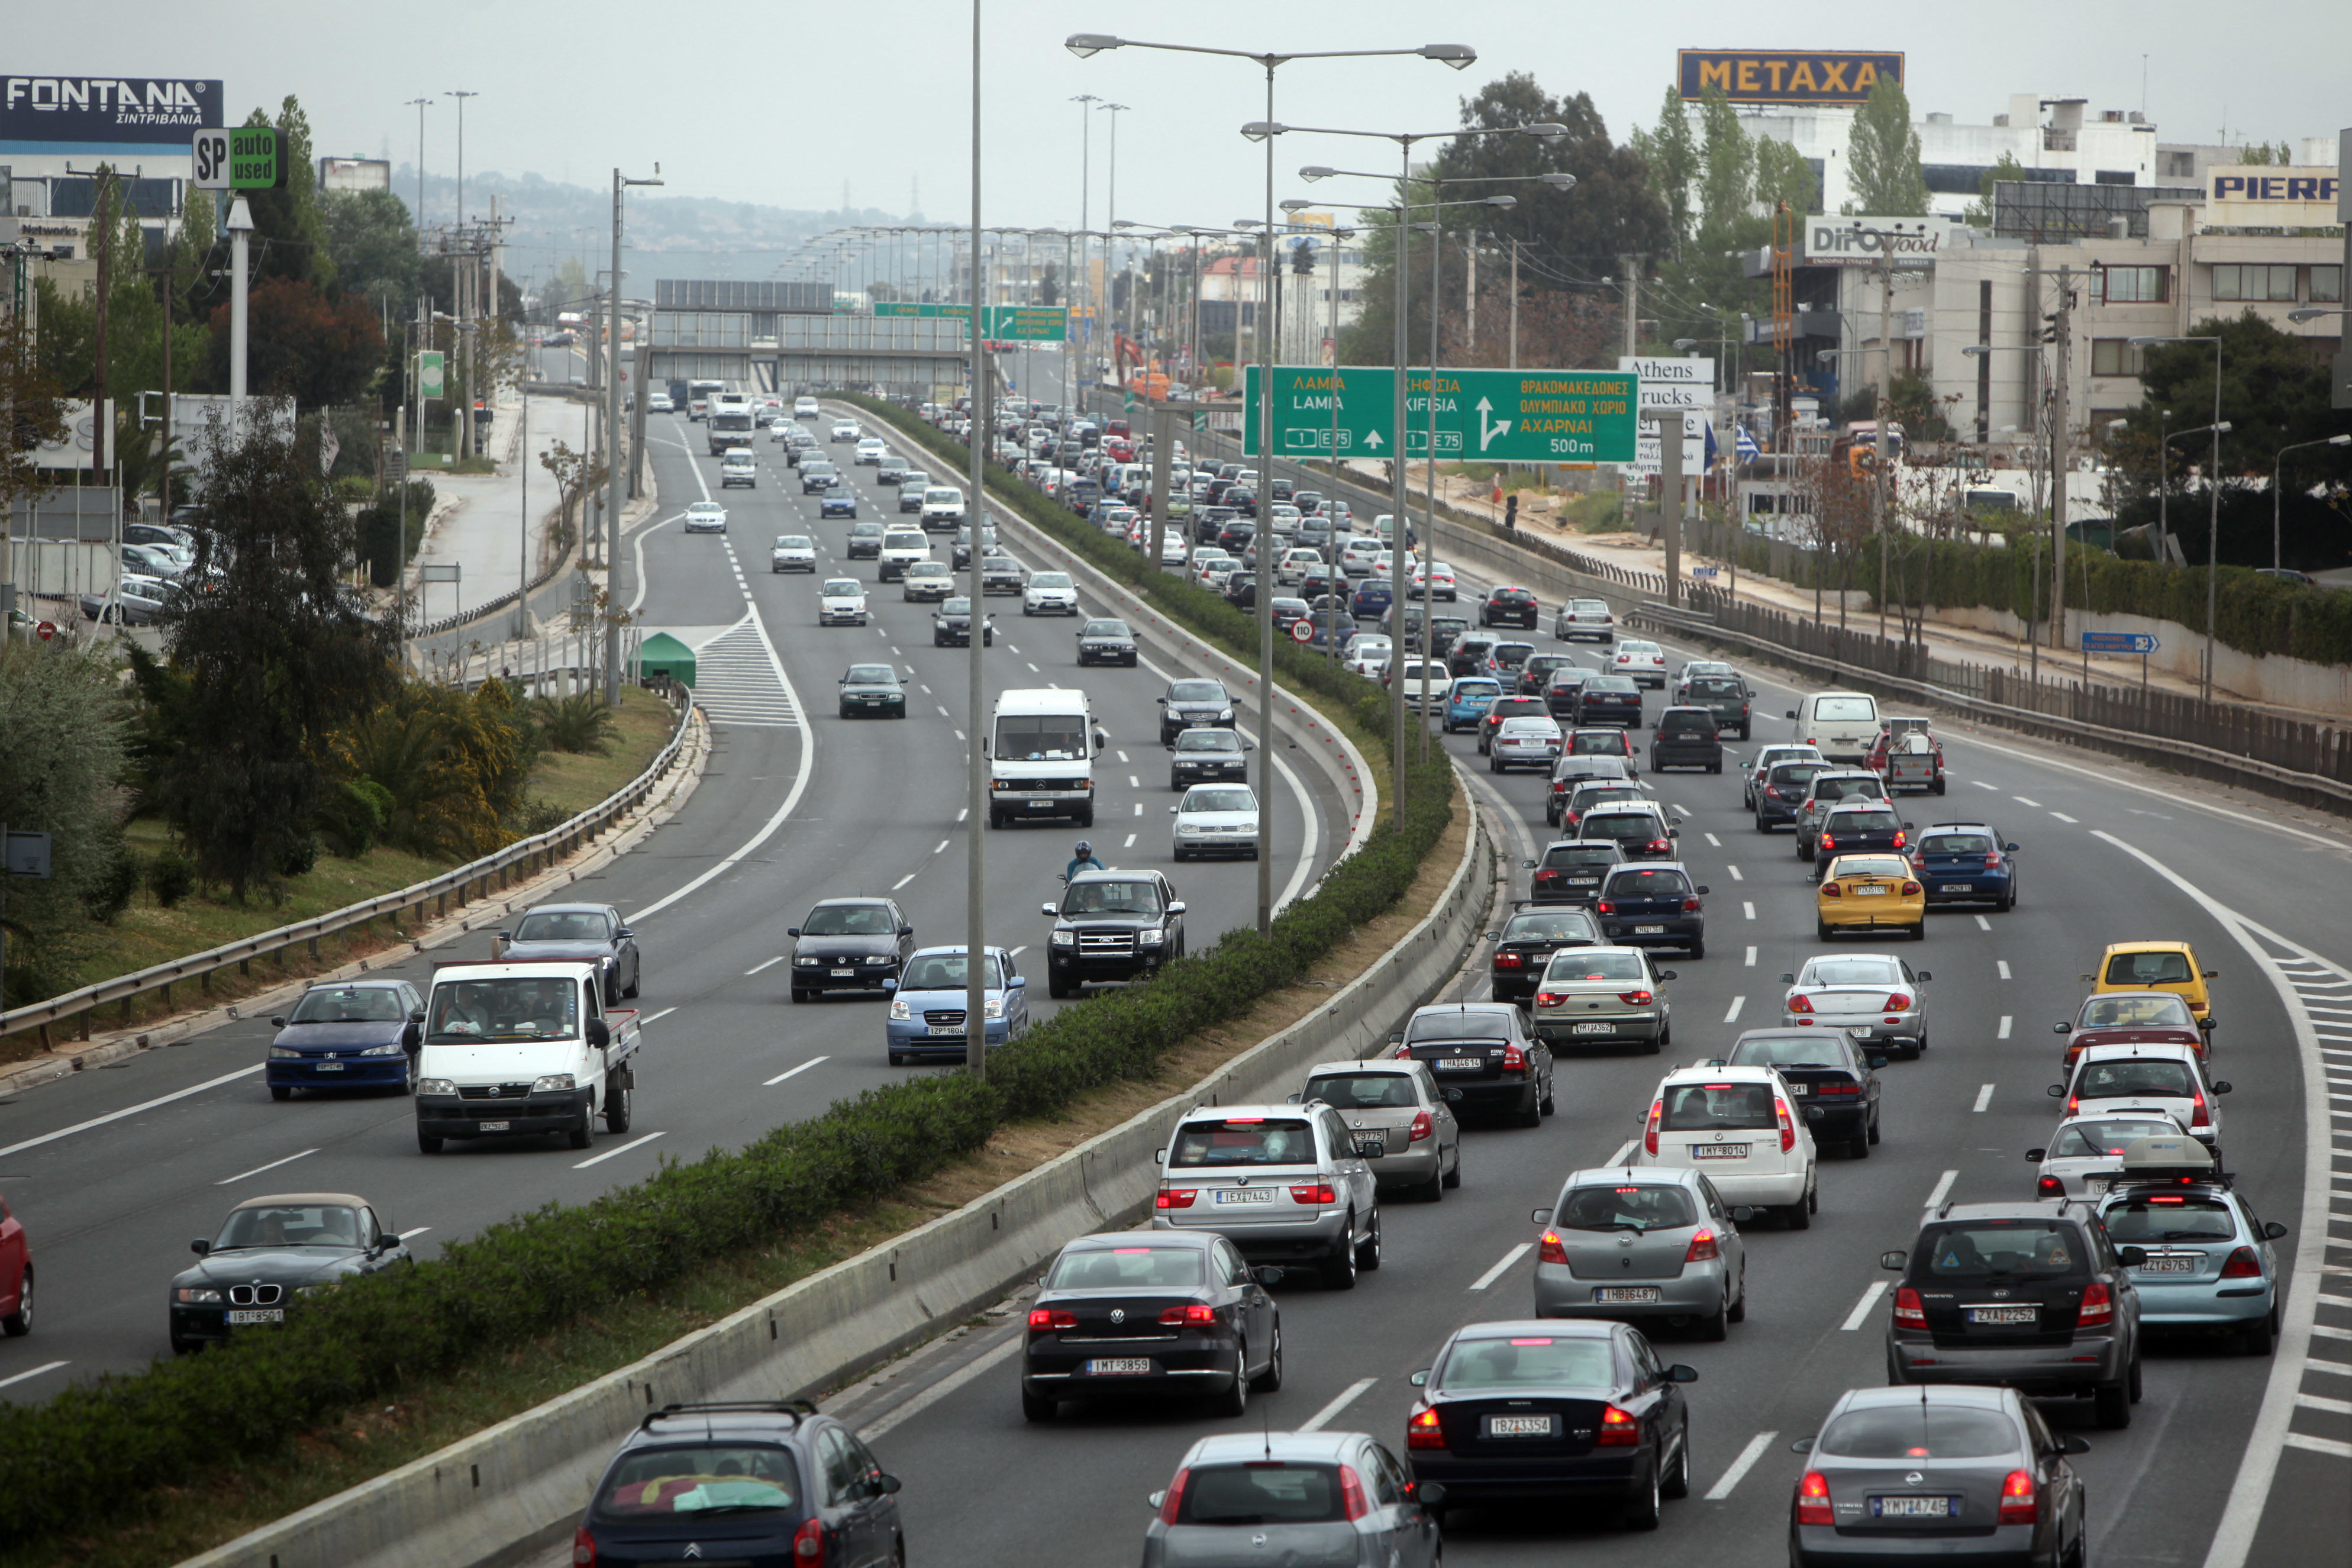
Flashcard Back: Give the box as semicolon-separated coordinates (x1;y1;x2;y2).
988;688;1106;828
719;450;757;489
1786;691;1883;763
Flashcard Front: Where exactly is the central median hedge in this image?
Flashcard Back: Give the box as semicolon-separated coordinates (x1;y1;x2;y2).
0;403;1458;1555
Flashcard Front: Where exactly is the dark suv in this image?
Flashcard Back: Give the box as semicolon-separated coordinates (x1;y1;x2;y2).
1158;677;1236;743
1881;1201;2145;1428
572;1401;904;1567
1679;672;1754;739
1044;869;1186;996
1479;585;1540;629
1647;706;1724;773
1812;801;1912;882
1753;759;1831;833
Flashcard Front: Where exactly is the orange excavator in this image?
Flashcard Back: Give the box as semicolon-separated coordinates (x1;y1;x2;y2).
1114;333;1170;402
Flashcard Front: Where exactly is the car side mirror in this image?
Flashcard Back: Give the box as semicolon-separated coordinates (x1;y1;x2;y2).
1879;1249;1908;1270
1866;1055;1888;1069
586;1019;611;1050
191;1239;211;1256
2212;1080;2231;1095
2203;969;2218;979
1730;1206;1757;1224
1168;902;1186;915
1007;976;1026;989
2054;1022;2071;1033
1530;1206;1553;1225
1668;827;1680;837
1522;859;1537;869
1789;1435;1817;1454
1169;805;1179;815
1042;904;1058;917
1153;1148;1166;1166
2059;1434;2093;1456
2047;1085;2066;1098
2025;1148;2047;1162
1155;695;1167;704
1915;972;1931;983
1780;973;1796;984
1444;1088;1464;1102
615;928;634;941
2263;1221;2289;1240
899;925;915;937
409;1010;426;1025
2117;1246;2148;1267
1253;1266;1285;1287
375;1232;399;1251
1693;885;1710;896
269;1016;286;1029
1658;970;1679;982
2005;843;2020;853
1147;1491;1166;1511
2199;1017;2217;1031
1666;1363;1699;1384
1785;709;1798;719
1408;1370;1429;1388
1286;1092;1302;1104
786;927;801;938
1164;743;1176;751
1412;1480;1447;1509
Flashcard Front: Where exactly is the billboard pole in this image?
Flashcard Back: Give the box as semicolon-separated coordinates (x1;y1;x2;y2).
227;198;253;430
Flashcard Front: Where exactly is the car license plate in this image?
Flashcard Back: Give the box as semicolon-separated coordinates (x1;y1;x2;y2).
1968;1305;2038;1325
1873;1495;1954;1518
478;1120;511;1132
313;1061;344;1072
2140;1254;2199;1273
2083;1177;2110;1195
1027;800;1050;809
1572;1022;1614;1035
1352;1134;1386;1156
1085;1358;1153;1376
1635;924;1666;934
1940;883;1971;892
1486;1415;1555;1437
1215;1188;1276;1205
831;967;856;977
928;1024;964;1036
1693;1143;1748;1159
1437;1057;1484;1071
225;1309;285;1326
1855;885;1889;896
1786;1081;1809;1095
1569;877;1598;888
1595;1286;1663;1304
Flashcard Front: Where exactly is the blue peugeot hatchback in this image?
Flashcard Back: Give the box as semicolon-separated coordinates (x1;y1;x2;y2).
1909;821;2019;910
266;980;424;1098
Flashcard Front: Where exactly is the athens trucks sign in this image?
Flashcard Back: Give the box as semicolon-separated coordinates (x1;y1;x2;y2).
0;76;221;144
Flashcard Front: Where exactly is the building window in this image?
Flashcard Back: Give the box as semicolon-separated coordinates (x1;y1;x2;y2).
2093;170;2137;186
2158;150;2197;180
2099;265;2169;304
2314;265;2343;304
2211;263;2298;302
2090;339;2146;377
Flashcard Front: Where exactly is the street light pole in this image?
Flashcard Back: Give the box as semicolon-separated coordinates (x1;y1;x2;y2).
2132;335;2224;698
967;0;991;1076
606;166;663;706
2270;434;2350;571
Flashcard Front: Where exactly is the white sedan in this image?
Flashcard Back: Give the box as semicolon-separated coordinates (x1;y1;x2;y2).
1022;570;1079;616
1191;549;1235;588
1411;562;1459;601
770;533;817;572
1489;714;1564;773
1343;633;1394;679
1613;639;1669;688
770;420;798;443
818;577;869;625
1170;783;1260;861
854;438;888;465
1159;531;1189;566
1338;536;1383;577
1275;547;1324;586
683;502;728;534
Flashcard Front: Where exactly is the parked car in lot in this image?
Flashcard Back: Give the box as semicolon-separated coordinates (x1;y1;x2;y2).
1021;1230;1283;1421
1530;1170;1744;1340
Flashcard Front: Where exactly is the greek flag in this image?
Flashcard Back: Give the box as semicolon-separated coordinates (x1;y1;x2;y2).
1735;425;1761;461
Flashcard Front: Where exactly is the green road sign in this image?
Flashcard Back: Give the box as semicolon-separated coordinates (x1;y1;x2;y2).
192;127;287;191
983;306;1068;342
1243;364;1637;464
875;301;953;317
418;351;445;399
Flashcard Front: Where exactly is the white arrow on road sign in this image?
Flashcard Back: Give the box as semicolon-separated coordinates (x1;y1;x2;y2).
1363;429;1384;450
1476;396;1511;451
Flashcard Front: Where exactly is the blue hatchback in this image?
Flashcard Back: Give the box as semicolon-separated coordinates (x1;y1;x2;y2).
1351;578;1396;619
1443;676;1502;734
2098;1176;2289;1351
265;979;424;1098
884;946;1027;1065
1909;821;2018;909
819;490;859;519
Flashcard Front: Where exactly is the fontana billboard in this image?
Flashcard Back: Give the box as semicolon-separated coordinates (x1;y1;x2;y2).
1;76;222;148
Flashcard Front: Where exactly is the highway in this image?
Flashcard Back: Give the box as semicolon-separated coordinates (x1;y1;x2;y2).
0;401;1351;1402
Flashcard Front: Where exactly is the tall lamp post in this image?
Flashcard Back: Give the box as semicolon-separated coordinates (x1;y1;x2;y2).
2130;335;2225;699
1069;30;1478;935
2272;434;2352;570
605;166;663;706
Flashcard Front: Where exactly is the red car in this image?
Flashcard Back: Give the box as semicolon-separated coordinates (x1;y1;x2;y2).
2055;990;2209;1068
0;1191;30;1337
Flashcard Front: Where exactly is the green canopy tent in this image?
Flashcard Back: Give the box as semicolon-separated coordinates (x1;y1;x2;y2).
638;631;696;689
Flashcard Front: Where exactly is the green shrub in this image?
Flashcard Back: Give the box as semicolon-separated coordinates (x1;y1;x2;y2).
531;690;618;755
315;777;394;858
278;834;321;879
147;848;195;908
83;850;143;925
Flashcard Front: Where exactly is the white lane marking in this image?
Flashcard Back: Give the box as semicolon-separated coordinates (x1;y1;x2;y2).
1133;802;1142;817
2012;796;2041;807
862;1334;1023;1442
1117;750;1129;763
1724;995;1746;1023
937;704;950;718
398;1226;431;1240
1703;1431;1779;1501
1743;901;1756;921
933;840;950;854
2051;811;2079;824
1924;1169;1959;1208
1469;1242;1533;1292
1669;802;1689;818
1841;1283;1890;1331
957;807;969;822
1727;864;1744;882
1997;960;2012;980
0;1064;263;1159
1998;1016;2012;1040
1745;946;1757;966
747;955;787;976
1705;832;1722;848
216;1147;320;1185
1026;661;1040;673
575;1130;666;1169
1605;1139;1637;1166
1970;779;1997;790
0;1360;70;1392
1128;775;1139;788
765;1057;830;1086
2285;1433;2352;1458
1973;1083;1996;1112
1008;946;1027;957
891;872;917;891
639;1008;677;1026
1302;1377;1380;1432
1268;745;1322;916
1975;915;1993;932
1124;833;1137;847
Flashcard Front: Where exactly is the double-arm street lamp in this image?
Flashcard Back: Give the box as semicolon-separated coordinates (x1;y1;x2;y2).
2130;335;2225;699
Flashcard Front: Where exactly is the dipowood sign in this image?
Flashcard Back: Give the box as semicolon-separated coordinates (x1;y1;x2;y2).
1799;217;1950;266
1;76;221;146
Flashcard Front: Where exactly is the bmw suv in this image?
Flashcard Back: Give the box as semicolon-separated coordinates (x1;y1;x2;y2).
1152;1102;1382;1289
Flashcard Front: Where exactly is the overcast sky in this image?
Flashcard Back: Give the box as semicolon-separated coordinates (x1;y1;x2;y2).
16;0;2349;243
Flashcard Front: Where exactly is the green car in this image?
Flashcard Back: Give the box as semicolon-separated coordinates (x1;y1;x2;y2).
838;663;908;718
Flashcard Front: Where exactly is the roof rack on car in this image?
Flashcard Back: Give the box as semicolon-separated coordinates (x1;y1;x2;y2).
642;1399;820;1433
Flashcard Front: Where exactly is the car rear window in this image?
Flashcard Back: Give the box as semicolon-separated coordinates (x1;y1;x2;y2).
1919;833;1994;856
1504;911;1600;943
1406;1009;1515;1044
593;1446;802;1519
1175;1463;1350;1525
1569;733;1628;755
1686;677;1743;697
1819;1407;2019;1460
2080;995;2195;1029
1814;777;1885;801
1306;1072;1419;1111
2105;951;2195;985
1556;1184;1698;1233
1769;763;1827;786
1586;675;1637;692
1831;809;1901;831
1658;712;1715;733
2074;1059;2196;1100
1169;1118;1317;1167
2101;1195;2237;1242
1828;856;1909;879
1437;1335;1614;1390
1915;1221;2088;1281
1730;1034;1847;1070
1580;813;1659;841
1541;845;1620;870
1801;958;1902;986
2050;1119;2182;1158
1660;1081;1778;1131
1813;697;1878;721
1045;1246;1206;1289
1605;869;1690;898
1545;951;1648;982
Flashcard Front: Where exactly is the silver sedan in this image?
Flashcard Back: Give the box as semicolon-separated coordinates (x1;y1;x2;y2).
1781;952;1932;1055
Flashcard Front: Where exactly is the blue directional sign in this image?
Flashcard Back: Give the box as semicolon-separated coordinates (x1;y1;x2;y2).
2080;631;2159;655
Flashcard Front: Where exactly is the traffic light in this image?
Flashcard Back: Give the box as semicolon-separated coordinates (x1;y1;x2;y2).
1504;493;1519;529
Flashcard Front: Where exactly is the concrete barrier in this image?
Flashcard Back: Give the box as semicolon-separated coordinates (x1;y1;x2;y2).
179;796;1495;1568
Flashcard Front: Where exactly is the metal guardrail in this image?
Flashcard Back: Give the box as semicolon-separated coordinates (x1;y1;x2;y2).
0;689;697;1046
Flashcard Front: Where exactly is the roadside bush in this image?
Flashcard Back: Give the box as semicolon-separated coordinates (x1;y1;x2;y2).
82;848;143;925
278;834;321;879
357;478;437;589
531;690;619;755
314;777;394;858
147;848;196;908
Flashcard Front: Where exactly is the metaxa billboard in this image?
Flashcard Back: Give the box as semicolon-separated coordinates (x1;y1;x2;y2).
1677;50;1902;107
1;76;222;144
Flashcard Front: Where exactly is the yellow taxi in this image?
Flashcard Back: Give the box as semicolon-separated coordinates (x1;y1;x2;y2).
2083;941;2217;1027
1815;853;1925;941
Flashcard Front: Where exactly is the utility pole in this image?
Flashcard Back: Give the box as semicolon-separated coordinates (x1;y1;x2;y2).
1464;231;1477;356
605;164;662;704
1507;238;1518;370
1619;253;1640;362
89;167;114;485
1876;252;1893;642
2048;264;2072;653
227;198;253;429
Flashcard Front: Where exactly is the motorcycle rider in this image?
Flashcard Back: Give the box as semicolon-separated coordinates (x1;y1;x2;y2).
1064;840;1107;883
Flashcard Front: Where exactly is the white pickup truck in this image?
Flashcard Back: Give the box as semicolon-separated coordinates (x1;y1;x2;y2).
411;959;640;1153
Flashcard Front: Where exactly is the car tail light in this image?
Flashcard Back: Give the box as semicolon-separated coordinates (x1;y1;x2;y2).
1619;989;1655;1006
1502;1043;1527;1071
1818;1080;1861;1096
1409;1110;1434;1143
1646;838;1671;854
573;1527;596;1567
2068;1093;2081;1115
1818;833;1835;851
1788;994;1814;1014
1776;1098;1796;1153
1986;850;2005;868
1999;1470;2038;1525
1159;1467;1190;1524
1596;899;1615;915
1407;1408;1447;1450
1290;1182;1338;1206
1685;1228;1719;1263
1644;1099;1663;1156
1892;831;1907;850
1028;1308;1078;1331
2078;1280;2114;1329
1535;991;1565;1008
2190;1087;2211;1128
1821;883;1842;899
1494;949;1527;968
2038;1174;2065;1198
1156;1187;1198;1209
1538;1229;1570;1265
1160;1303;1218;1327
1806;736;1818;746
1682;897;1703;912
1894;1287;1927;1328
1338;1464;1372;1520
1901;880;1922;897
1885;994;1912;1012
1796;1471;1834;1526
793;1518;825;1564
1595;1405;1640;1447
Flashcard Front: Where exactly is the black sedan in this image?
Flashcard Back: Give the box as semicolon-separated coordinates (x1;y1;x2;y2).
1576;674;1644;727
497;902;641;1001
898;478;930;512
787;896;915;1001
1726;1028;1885;1158
1168;727;1250;788
799;461;841;494
1157;677;1236;744
169;1192;412;1354
1488;905;1604;1005
1479;586;1540;629
1021;1231;1281;1421
1393;1002;1554;1125
1812;801;1914;883
1076;617;1138;666
838;663;908;718
264;979;424;1098
1405;1319;1696;1528
932;597;993;647
845;521;886;559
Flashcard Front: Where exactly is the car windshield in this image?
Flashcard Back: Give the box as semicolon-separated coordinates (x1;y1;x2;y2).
513;911;608;943
1063;880;1160;916
213;1203;364;1250
1406;1009;1514;1044
1174;730;1240;754
1169;681;1225;702
1801;959;1902;987
1541;845;1620;869
801;904;896;937
822;580;861;596
1917;1221;2087;1280
1819;1407;2019;1460
593;1446;801;1518
1169;1118;1317;1168
1660;1081;1778;1131
1919;833;1994;856
850;524;882;537
996;715;1086;760
2104;951;2196;986
776;536;811;549
1730;1034;1846;1070
1082;620;1129;637
1556;1184;1697;1233
1045;1246;1206;1290
1580;814;1658;841
1175;1463;1349;1526
1605;869;1690;898
1504;911;1599;943
2051;1119;2182;1158
846;666;898;685
1306;1072;1419;1111
1183;789;1255;814
2075;1059;2197;1099
908;563;948;577
1544;951;1648;983
1030;573;1072;589
2102;1194;2238;1241
1814;697;1878;721
901;952;1004;991
288;987;406;1024
1438;1335;1615;1390
940;598;973;615
1830;856;1909;879
925;489;962;503
2080;995;2195;1029
425;977;581;1042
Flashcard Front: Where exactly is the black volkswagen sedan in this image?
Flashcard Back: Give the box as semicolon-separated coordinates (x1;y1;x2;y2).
1076;618;1138;666
496;902;640;1002
264;979;424;1098
169;1192;411;1354
1394;1003;1554;1125
1489;905;1604;1004
1020;1232;1282;1421
1167;726;1251;788
788;898;915;1001
1405;1319;1696;1528
931;597;993;647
